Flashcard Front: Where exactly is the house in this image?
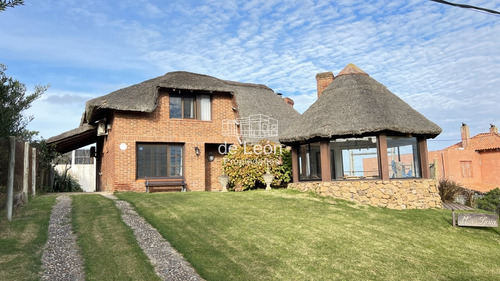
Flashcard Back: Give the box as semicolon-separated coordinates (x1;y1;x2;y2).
428;124;500;193
279;64;443;209
48;71;300;192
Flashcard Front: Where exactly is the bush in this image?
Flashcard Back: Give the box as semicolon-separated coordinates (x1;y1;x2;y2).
50;170;83;192
438;179;467;203
222;140;292;191
476;188;500;215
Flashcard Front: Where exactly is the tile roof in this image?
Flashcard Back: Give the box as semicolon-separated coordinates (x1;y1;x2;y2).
448;132;500;151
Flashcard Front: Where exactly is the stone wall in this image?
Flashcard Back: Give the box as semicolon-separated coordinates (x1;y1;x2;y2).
288;179;443;210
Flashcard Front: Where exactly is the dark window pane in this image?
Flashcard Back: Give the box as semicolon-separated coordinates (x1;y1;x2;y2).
170;96;182;118
183;97;194;118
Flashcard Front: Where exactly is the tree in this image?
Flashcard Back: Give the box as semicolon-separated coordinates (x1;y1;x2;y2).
0;0;24;12
0;64;49;141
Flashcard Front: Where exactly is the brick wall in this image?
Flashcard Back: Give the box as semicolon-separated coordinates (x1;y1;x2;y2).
98;89;238;192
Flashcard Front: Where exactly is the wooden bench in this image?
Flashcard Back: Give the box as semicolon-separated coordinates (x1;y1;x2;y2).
145;177;186;193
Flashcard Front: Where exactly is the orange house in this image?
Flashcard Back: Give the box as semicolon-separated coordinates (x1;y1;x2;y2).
428;124;500;192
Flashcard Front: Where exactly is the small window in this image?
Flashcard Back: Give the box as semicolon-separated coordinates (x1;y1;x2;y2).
74;149;94;165
460;161;472;178
137;143;183;179
169;93;211;120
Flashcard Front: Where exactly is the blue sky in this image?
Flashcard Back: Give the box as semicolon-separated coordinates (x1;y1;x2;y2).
1;0;499;151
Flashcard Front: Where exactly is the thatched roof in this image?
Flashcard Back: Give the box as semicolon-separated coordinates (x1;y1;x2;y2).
280;64;442;143
49;71;299;148
46;124;97;153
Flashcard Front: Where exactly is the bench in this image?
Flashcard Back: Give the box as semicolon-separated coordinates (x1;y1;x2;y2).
145;177;186;193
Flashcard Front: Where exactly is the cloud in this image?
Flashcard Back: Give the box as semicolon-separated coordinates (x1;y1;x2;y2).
0;0;498;150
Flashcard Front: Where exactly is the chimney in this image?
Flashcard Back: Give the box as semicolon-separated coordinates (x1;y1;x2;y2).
461;123;470;148
490;124;498;133
316;71;334;98
283;97;294;107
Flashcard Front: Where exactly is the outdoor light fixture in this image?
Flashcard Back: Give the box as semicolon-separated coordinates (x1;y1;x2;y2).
194;147;200;156
208;152;215;162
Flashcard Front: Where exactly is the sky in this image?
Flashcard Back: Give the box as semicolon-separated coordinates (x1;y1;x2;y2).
0;0;499;151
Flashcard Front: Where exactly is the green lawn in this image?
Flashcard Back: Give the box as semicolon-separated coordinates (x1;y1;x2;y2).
71;194;160;281
0;195;56;281
117;190;500;281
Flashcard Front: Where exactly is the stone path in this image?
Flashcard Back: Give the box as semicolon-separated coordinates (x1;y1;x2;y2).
101;193;204;281
41;195;85;281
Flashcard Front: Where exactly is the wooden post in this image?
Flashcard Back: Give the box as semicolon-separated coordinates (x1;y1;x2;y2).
418;138;430;179
7;136;15;221
320;140;331;181
291;145;299;183
377;134;389;180
32;147;37;196
452;210;456;227
23;142;29;202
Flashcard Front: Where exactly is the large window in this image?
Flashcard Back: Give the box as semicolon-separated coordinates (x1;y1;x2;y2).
169;94;211;120
386;136;420;178
330;137;379;180
298;142;322;181
136;143;183;179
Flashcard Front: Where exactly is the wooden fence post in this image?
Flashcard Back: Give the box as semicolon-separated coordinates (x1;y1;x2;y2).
32;147;37;196
23;142;29;202
7;136;15;221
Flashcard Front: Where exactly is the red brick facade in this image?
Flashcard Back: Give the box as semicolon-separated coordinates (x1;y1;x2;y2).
97;89;238;192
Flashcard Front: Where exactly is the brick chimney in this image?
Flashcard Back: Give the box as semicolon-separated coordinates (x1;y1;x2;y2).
461;123;470;148
490;124;498;133
316;72;334;98
283;97;294;107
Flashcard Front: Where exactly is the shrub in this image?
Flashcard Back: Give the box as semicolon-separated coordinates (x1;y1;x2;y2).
51;170;83;192
476;188;500;215
438;179;467;202
222;140;292;191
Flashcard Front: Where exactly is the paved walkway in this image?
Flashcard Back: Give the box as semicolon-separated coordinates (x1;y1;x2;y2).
41;195;85;281
40;193;203;281
101;193;204;281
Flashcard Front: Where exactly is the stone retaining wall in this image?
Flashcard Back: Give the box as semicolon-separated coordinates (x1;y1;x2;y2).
288;179;443;209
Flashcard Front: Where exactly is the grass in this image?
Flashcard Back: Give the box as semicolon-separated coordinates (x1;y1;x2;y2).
117;189;500;281
71;194;160;281
0;195;56;281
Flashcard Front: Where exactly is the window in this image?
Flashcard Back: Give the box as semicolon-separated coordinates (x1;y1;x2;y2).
386;136;420;178
460;161;472;178
75;149;94;165
169;93;211;120
298;142;321;181
136;143;183;179
330;137;379;180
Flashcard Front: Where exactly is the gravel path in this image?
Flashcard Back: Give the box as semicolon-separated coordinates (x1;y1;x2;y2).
102;193;204;281
41;195;85;281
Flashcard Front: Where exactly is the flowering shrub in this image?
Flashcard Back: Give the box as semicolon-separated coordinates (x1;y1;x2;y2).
222;140;291;191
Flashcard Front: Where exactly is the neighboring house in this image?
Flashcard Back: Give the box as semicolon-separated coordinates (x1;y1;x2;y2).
48;72;299;192
280;64;443;209
428;124;500;193
54;149;96;192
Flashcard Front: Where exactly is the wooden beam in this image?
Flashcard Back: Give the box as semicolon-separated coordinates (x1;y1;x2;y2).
291;145;299;183
418;137;430;179
320;140;331;181
378;134;389;180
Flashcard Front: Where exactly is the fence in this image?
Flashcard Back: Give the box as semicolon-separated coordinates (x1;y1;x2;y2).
1;136;48;221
